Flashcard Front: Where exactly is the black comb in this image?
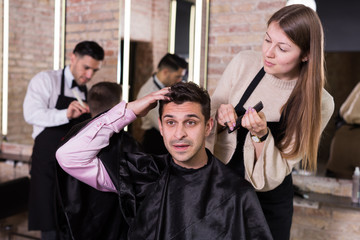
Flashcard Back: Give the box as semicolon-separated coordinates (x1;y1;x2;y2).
226;101;263;133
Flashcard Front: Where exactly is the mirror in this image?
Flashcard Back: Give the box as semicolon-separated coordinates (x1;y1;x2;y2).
117;0;209;141
314;0;360;179
1;0;208;146
118;0;208;100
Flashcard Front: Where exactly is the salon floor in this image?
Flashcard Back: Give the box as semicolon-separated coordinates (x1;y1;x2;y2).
292;160;327;178
317;161;327;176
0;161;40;239
2;210;358;240
0;212;40;240
1;161;353;240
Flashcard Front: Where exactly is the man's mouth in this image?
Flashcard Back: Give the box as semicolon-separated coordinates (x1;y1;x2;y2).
79;77;90;84
172;143;190;151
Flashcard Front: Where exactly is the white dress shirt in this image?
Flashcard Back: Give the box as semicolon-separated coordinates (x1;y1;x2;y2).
23;66;86;139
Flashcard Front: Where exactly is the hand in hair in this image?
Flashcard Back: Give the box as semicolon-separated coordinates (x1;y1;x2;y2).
127;88;170;117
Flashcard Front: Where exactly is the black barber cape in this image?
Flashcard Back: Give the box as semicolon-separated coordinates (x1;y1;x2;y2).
56;131;132;240
57;120;273;240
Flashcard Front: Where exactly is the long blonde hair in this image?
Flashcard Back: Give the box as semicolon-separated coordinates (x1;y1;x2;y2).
269;5;325;171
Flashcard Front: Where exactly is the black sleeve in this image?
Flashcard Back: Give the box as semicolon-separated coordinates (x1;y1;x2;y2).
97;130;168;224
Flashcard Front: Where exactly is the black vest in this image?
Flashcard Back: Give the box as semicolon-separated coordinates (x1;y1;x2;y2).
28;68;90;230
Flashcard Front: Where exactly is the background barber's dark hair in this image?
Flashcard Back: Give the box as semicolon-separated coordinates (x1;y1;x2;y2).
88;82;122;117
159;81;210;122
157;53;188;72
73;41;105;61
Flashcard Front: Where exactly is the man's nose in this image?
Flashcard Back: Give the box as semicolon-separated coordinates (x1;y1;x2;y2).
85;69;95;79
174;124;187;139
176;76;183;83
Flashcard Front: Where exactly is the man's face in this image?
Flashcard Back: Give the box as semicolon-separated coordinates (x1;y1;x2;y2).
159;102;213;169
70;54;102;86
165;68;185;86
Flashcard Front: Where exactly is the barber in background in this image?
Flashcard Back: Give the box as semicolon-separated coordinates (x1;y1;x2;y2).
137;53;187;155
23;40;104;240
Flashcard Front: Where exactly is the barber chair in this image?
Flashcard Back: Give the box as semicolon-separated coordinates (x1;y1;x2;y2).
0;176;39;240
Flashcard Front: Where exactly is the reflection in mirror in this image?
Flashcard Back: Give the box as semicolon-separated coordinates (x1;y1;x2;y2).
119;0;209;141
315;0;360;178
118;0;208;100
118;0;170;140
0;0;208;144
170;0;193;60
165;0;210;86
169;0;194;82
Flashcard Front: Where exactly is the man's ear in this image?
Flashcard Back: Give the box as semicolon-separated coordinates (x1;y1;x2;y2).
205;117;214;137
161;68;171;80
158;117;163;136
69;53;77;72
70;53;76;64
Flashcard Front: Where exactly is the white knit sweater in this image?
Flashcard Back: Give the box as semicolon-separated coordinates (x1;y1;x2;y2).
206;51;335;191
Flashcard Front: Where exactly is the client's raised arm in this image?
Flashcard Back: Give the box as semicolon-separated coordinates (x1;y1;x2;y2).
56;88;170;192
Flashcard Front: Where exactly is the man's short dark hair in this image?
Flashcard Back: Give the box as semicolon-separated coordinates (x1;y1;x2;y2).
73;41;105;61
157;53;188;72
159;82;210;122
88;82;122;116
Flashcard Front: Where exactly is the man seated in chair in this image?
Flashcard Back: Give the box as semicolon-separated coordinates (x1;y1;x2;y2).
56;81;132;240
56;82;272;239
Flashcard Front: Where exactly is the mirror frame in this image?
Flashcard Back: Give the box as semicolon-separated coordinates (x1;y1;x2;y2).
117;0;209;105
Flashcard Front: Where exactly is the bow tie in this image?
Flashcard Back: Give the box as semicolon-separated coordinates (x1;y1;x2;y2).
71;80;86;92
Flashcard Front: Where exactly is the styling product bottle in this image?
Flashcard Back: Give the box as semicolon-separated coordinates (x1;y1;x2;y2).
352;167;360;204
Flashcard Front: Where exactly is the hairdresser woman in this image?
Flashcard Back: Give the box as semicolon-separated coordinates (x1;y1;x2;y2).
206;4;334;240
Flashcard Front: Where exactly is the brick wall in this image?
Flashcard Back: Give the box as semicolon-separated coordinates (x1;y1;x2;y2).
14;0;169;145
65;0;126;85
206;0;285;94
65;0;169;84
152;0;171;69
8;0;54;144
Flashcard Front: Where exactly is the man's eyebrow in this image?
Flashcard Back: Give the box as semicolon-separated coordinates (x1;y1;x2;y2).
163;114;201;119
83;64;99;71
163;114;174;119
186;114;200;119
